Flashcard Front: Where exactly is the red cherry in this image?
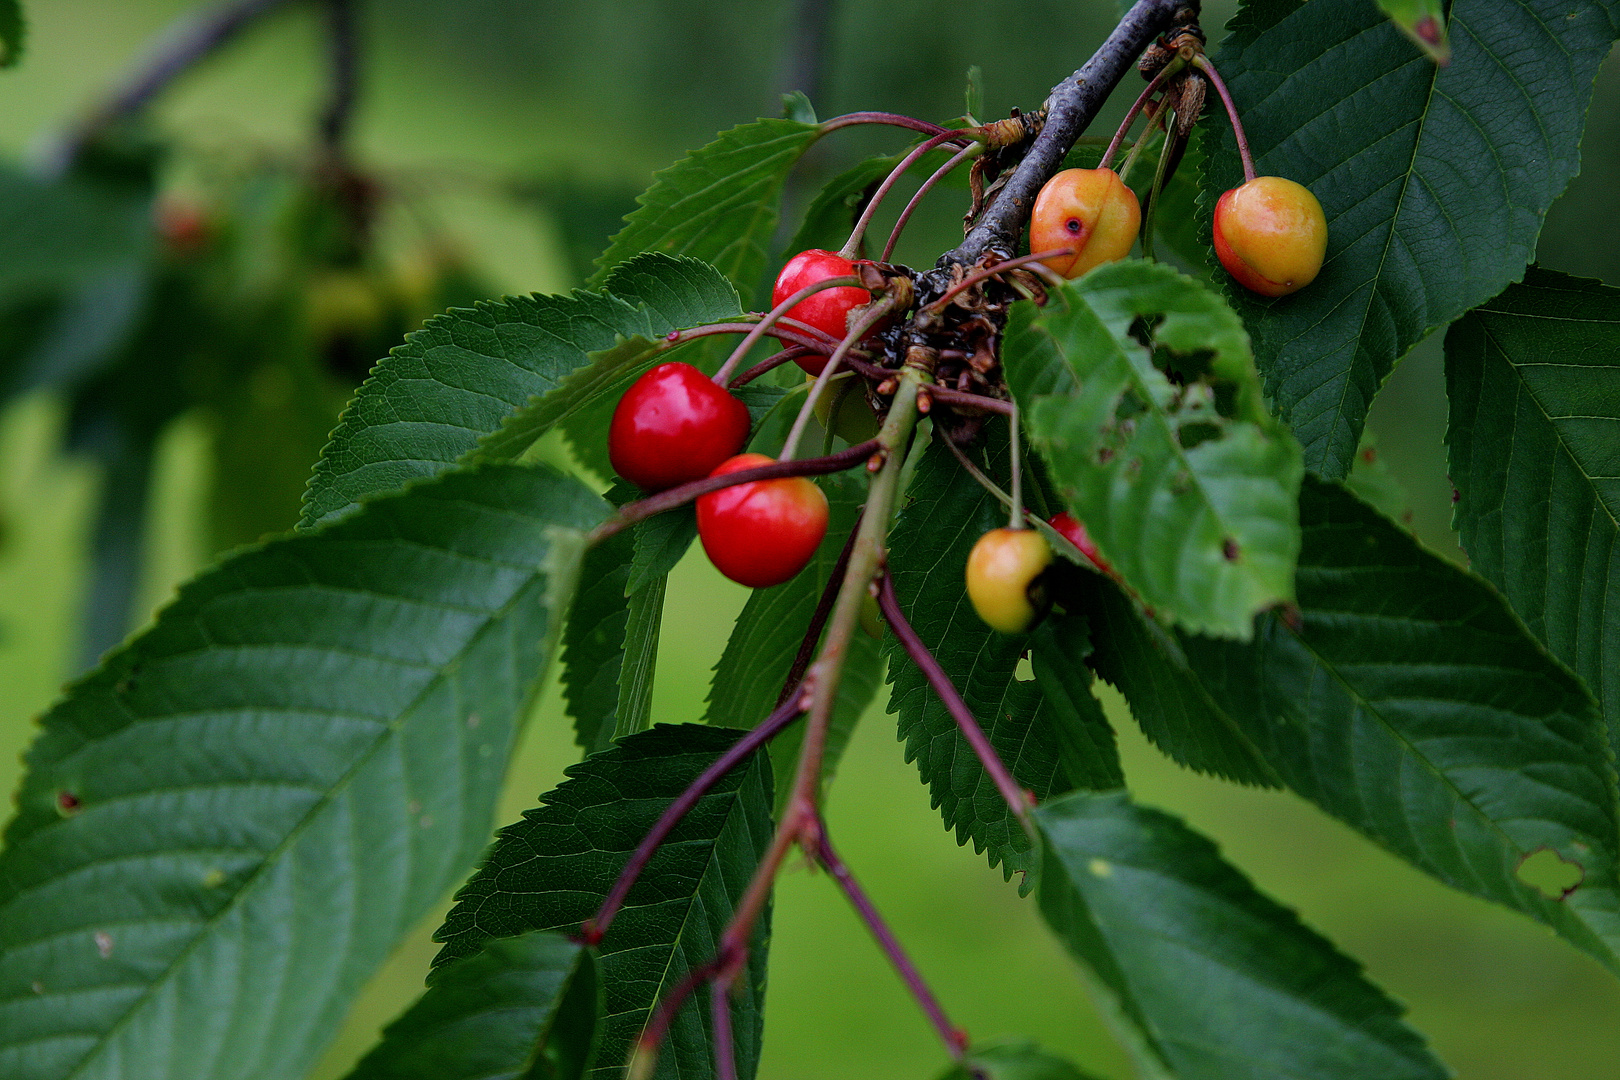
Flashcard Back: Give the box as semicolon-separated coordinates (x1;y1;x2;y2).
772;249;873;375
1048;512;1115;578
609;362;751;491
697;453;829;588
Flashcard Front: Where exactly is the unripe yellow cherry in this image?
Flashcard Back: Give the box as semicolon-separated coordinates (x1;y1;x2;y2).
1213;176;1327;297
1029;168;1141;279
965;528;1053;634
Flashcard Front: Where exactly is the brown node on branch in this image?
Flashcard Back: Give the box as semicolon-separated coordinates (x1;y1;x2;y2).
965;107;1045;231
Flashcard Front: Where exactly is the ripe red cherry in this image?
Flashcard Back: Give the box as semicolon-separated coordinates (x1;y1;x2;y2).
608;362;751;491
772;249;873;374
1048;511;1115;578
697;453;829;588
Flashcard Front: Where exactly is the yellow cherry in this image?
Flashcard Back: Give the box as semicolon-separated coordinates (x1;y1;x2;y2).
1029;168;1141;279
1213;176;1327;297
965;528;1053;634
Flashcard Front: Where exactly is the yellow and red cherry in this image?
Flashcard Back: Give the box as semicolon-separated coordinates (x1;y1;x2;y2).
608;361;751;492
966;527;1053;634
772;249;873;373
1212;176;1327;297
697;453;829;588
1029;168;1141;279
1048;511;1115;579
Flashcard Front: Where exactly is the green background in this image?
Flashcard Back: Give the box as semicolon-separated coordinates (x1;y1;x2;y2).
1;1;1617;1077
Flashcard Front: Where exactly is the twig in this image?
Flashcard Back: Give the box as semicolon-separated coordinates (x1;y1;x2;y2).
582;695;809;944
712;979;739;1080
48;0;295;175
877;573;1033;828
1096;52;1186;171
942;0;1191;266
713;275;860;386
670;320;844;355
926;250;1073;313
588;439;881;545
810;817;968;1060
927;385;1015;417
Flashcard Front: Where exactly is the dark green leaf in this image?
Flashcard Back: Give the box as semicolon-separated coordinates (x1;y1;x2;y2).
435;724;775;1080
1005;259;1302;639
884;428;1096;885
1038;790;1448;1080
704;472;880;808
0;168;151;300
590;118;822;294
0;463;606;1080
343;932;598;1080
1171;478;1620;971
937;1040;1106;1080
627;504;698;596
1446;268;1620;756
1028;616;1124;793
301;252;739;529
563;523;638;755
1202;0;1618;477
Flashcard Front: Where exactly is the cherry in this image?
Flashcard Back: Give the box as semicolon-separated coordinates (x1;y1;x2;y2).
811;372;881;445
609;362;751;491
1212;176;1327;297
697;453;829;588
1029;168;1141;279
1048;511;1115;578
965;527;1053;634
772;249;873;374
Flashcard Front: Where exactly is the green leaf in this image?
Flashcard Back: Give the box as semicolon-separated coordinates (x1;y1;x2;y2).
703;472;880;808
1170;478;1620;971
301;252;740;529
343;932;599;1080
1038;790;1449;1080
435;724;775;1080
627;504;698;595
1445;267;1620;756
1028;616;1125;794
937;1040;1106;1080
1005;259;1302;639
1375;0;1450;63
1202;0;1618;478
0;463;606;1080
884;428;1113;884
0;168;150;300
590;118;822;294
781;91;816;125
0;0;22;68
1343;428;1411;529
783;154;897;259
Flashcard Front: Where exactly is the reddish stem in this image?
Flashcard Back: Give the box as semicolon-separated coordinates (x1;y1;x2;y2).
712;979;738;1080
819;112;963;139
841;130;975;260
876;573;1033;827
881;141;980;261
670;321;840;355
1097;55;1185;172
729;345;819;388
589;438;881;545
713;275;861;386
1192;55;1256;183
581;698;807;943
928;385;1014;416
927;249;1074;312
811;818;968;1060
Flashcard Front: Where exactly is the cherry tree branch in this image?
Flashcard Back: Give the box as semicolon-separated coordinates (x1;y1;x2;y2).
317;0;359;163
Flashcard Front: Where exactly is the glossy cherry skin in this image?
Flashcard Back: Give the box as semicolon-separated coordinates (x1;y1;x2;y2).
697;453;830;588
966;528;1053;634
609;362;751;491
1048;511;1115;578
1029;168;1141;279
772;249;872;373
1213;176;1327;297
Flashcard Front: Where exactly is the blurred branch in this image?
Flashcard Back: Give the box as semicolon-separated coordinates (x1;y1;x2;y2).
46;0;296;176
778;0;835;109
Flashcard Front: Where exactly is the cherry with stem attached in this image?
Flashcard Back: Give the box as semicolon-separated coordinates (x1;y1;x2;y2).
712;275;862;386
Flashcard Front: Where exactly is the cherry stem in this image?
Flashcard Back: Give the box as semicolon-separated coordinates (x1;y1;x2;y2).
1097;54;1185;172
1116;104;1164;188
1008;401;1025;531
942;435;1016;513
810;817;968;1061
582;696;808;944
780;298;897;462
778;512;861;707
588;439;880;546
1192;54;1256;183
840;130;976;261
928;385;1015;417
729;345;816;388
629;949;732;1080
669;320;842;355
877;572;1034;829
926;250;1073;313
818;112;963;139
712;276;861;386
881;141;981;262
712;980;738;1080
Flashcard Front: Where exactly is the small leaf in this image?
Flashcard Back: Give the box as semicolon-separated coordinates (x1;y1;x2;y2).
1445;267;1620;756
1038;790;1449;1080
964;66;985;122
562;522;637;754
937;1040;1106;1080
1343;429;1411;529
781;90;816;124
0;464;606;1080
1005;259;1302;639
590;118;822;295
343;932;599;1080
1376;0;1450;63
1202;0;1618;477
436;724;774;1080
301;252;740;529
